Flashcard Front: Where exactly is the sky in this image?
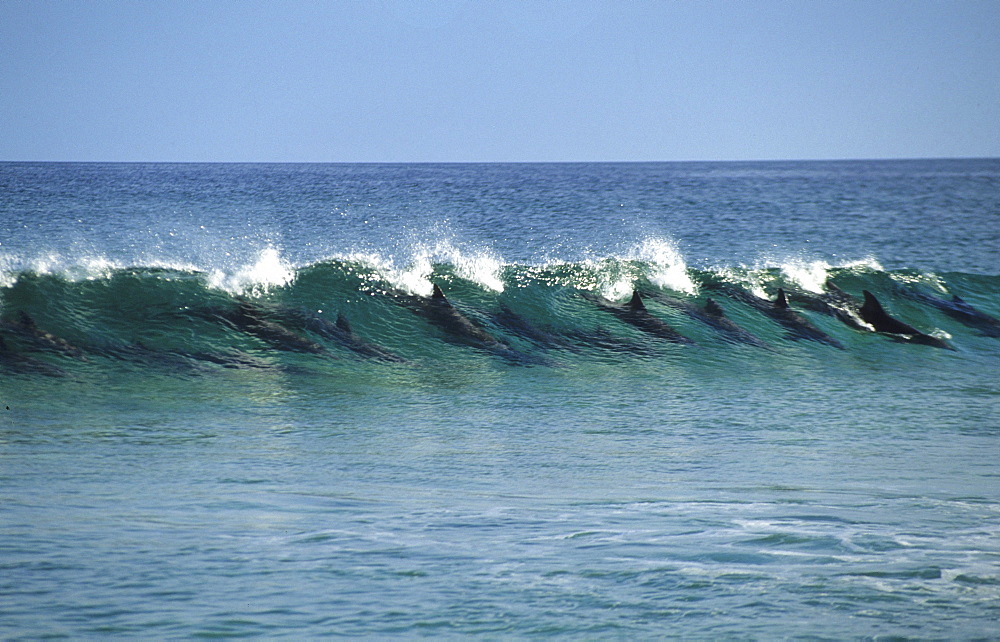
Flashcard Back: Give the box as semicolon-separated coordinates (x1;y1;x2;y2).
1;0;998;162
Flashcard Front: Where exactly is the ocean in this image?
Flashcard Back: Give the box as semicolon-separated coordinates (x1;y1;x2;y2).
1;160;998;638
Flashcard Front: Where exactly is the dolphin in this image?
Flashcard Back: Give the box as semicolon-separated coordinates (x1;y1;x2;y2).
897;288;1000;338
768;289;846;349
0;335;68;377
181;349;273;370
400;285;551;365
494;303;665;356
859;290;955;350
642;292;769;348
562;328;665;357
700;298;774;349
712;285;844;349
787;282;874;332
216;302;328;354
597;291;695;344
91;340;210;372
266;306;406;363
0;312;88;360
405;284;508;351
493;305;573;350
329;313;407;363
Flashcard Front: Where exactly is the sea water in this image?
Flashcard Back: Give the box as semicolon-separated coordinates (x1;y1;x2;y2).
1;161;998;637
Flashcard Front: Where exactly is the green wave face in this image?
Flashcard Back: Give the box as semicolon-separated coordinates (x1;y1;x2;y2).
2;257;997;381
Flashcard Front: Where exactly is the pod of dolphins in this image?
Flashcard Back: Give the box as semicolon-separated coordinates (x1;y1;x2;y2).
3;279;998;375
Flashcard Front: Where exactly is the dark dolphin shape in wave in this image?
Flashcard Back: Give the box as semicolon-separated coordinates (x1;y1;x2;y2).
642;292;769;349
329;313;407;363
897;288;1000;338
787;282;874;333
699;298;773;349
176;348;273;370
493;305;567;349
401;284;549;365
0;335;67;377
493;305;661;357
859;290;956;350
268;306;406;363
408;284;508;350
595;291;694;344
714;285;844;349
768;289;845;349
0;312;88;360
216;302;328;354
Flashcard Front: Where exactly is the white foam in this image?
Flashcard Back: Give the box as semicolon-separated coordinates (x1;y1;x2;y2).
629;237;697;295
713;265;770;298
387;253;436;297
206;246;297;296
24;252;65;277
779;255;885;293
450;247;505;293
0;251;129;284
346;238;506;296
601;275;636;301
780;259;831;293
578;237;695;300
0;253;20;289
842;255;884;272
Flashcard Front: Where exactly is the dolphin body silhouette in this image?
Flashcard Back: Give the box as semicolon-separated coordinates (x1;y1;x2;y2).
898;288;1000;338
699;298;774;349
402;285;551;365
0;335;67;377
602;291;695;344
269;307;406;363
494;304;665;357
641;292;769;349
787;282;874;333
411;284;508;350
493;305;570;350
330;314;407;363
217;302;328;354
713;285;844;349
859;290;955;350
1;312;88;360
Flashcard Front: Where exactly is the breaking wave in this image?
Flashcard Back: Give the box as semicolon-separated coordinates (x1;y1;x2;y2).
1;245;997;380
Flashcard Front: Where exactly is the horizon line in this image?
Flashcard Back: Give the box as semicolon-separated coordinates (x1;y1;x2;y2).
1;155;997;165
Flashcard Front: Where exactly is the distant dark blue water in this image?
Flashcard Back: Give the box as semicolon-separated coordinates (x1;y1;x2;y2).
1;160;998;638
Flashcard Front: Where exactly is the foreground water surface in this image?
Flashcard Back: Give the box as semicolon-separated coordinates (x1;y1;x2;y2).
1;160;998;637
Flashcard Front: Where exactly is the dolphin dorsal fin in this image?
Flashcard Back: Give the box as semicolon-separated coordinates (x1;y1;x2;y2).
862;290;882;308
432;284;446;300
628;291;646;310
774;289;789;309
860;290;886;316
17;311;36;329
704;298;724;316
952;295;965;303
335;313;352;334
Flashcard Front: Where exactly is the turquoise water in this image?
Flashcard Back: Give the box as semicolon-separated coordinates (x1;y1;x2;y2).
1;161;999;637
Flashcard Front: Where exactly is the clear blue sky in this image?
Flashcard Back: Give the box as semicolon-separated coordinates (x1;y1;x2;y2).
2;0;997;162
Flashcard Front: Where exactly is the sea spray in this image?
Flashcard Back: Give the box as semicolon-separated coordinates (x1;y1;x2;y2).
780;259;832;293
206;246;297;296
630;237;697;295
345;238;506;297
